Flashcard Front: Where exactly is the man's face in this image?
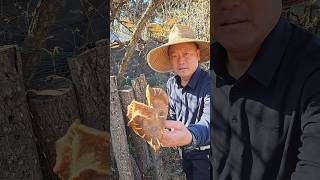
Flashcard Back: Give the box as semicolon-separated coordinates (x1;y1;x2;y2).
168;42;200;80
213;0;282;53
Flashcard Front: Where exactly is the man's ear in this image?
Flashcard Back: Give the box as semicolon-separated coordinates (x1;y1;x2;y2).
196;49;201;62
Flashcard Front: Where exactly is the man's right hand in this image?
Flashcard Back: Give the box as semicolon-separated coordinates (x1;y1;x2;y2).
161;120;192;147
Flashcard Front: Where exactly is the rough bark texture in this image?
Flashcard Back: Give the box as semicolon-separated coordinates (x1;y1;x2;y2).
27;75;80;179
110;76;134;180
0;45;42;179
110;143;119;180
153;148;186;180
68;46;109;131
130;153;142;180
131;74;148;103
119;88;152;179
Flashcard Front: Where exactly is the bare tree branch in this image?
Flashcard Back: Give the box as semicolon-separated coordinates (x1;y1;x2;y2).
114;16;134;33
117;0;164;86
135;0;142;20
111;0;126;23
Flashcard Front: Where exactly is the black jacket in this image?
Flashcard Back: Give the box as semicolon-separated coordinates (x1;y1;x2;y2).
211;17;320;180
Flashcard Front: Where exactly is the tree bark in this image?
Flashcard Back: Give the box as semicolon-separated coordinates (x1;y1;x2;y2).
131;74;148;104
68;46;109;131
0;45;42;179
153;148;186;180
110;143;119;180
119;87;152;179
27;75;80;179
117;0;164;85
130;153;142;180
110;76;135;180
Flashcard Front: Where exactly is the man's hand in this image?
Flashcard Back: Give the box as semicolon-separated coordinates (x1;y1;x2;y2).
160;120;192;147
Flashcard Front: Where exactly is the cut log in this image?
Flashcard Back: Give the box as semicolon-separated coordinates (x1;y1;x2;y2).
68;46;109;130
130;75;186;180
110;76;134;180
130;153;142;180
153;148;186;180
52;119;111;180
27;75;80;179
119;88;152;179
130;75;155;179
0;45;42;179
110;143;119;180
131;74;148;103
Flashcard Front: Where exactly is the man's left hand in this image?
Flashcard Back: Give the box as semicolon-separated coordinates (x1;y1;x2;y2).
161;120;192;147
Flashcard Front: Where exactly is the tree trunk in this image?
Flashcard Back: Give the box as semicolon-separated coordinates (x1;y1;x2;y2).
118;87;152;179
110;144;119;180
68;46;109;131
130;75;156;179
110;76;134;180
27;75;80;179
154;148;186;180
130;153;142;180
0;45;42;179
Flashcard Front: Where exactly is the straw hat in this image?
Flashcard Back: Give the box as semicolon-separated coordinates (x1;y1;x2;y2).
147;24;210;73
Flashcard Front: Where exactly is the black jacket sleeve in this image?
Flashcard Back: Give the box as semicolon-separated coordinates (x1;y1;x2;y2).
292;70;320;180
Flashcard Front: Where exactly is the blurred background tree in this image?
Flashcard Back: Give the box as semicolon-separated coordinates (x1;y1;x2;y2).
284;0;320;34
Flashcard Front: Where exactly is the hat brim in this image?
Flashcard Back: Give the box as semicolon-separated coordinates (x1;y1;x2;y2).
147;38;210;73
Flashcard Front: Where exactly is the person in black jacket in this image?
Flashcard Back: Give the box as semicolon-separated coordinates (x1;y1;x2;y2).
211;0;320;179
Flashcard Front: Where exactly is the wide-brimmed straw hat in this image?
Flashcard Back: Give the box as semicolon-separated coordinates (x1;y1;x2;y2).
147;24;210;73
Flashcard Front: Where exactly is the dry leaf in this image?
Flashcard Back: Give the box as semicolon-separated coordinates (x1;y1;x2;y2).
165;17;176;27
148;23;163;33
123;17;134;28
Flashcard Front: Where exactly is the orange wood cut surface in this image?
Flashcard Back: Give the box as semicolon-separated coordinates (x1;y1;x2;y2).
53;119;111;180
127;85;168;151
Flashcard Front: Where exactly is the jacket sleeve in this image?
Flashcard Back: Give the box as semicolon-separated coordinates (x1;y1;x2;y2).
292;70;320;180
187;82;211;147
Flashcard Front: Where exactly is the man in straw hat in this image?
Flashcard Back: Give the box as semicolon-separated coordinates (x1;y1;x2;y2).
147;24;211;179
211;0;320;179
